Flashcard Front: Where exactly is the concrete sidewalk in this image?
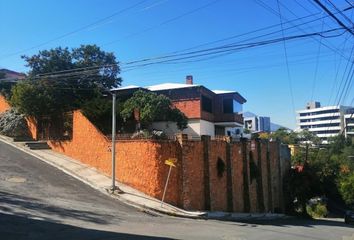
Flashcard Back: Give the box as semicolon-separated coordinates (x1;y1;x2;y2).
0;135;287;221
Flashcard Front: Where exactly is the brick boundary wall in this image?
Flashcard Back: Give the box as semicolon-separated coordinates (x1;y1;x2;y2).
0;95;290;212
0;95;10;113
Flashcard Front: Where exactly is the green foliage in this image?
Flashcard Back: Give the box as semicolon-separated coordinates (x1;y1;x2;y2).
121;90;188;130
270;128;319;145
11;45;121;118
243;128;251;134
287;164;322;215
10;80;57;117
306;203;328;218
339;172;354;205
0;81;15;99
288;134;354;214
81;97;122;135
328;135;352;155
0;71;5;79
0;70;14;98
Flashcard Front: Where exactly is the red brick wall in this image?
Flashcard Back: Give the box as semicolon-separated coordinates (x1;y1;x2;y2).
179;140;205;210
209;140;228;211
172;99;201;119
269;141;281;212
35;110;288;213
48;111;181;205
0;95;10;113
248;141;258;213
26;117;38;140
231;143;244;212
261;141;270;212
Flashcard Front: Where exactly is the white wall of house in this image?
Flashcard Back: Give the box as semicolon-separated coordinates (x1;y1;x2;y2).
151;119;215;137
199;119;215;136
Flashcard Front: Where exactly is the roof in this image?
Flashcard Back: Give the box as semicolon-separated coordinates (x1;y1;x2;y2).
110;85;143;92
0;68;26;77
146;83;200;91
110;82;246;103
212;90;236;94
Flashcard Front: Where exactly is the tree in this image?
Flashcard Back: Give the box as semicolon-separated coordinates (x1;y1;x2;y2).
121;90;188;131
0;70;14;99
339;172;354;205
0;70;5;79
286;163;322;216
10;80;56;117
11;44;121;118
298;129;321;145
270;127;293;144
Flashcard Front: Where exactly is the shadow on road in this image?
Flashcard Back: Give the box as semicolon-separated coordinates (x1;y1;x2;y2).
0;212;172;240
236;217;352;228
0;191;116;224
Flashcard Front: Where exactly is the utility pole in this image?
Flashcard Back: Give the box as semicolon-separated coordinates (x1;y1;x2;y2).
313;0;354;36
111;92;117;191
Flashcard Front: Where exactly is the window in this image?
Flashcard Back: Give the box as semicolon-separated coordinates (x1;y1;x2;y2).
223;99;243;113
202;95;213;113
233;100;243;113
223;99;233;113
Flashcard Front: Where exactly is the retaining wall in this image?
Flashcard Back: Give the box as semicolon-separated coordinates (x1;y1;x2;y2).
0;95;290;212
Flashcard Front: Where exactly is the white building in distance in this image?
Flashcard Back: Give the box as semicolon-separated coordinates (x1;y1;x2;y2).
296;101;354;143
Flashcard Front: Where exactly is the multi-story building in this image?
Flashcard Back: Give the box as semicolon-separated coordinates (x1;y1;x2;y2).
344;110;354;139
244;112;271;133
296;101;354;143
114;75;246;137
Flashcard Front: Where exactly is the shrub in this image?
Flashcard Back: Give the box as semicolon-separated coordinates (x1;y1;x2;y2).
306;202;328;218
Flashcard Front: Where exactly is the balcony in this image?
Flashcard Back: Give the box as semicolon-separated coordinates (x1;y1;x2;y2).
214;113;244;124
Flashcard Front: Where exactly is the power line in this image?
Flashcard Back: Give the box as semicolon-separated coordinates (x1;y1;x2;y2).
313;0;354;36
310;13;325;101
0;0;150;60
102;0;222;46
31;27;349;79
276;0;296;123
326;0;354;27
327;6;354;105
11;4;354;79
255;0;350;61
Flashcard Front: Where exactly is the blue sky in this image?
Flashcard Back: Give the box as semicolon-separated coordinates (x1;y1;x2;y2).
0;0;353;129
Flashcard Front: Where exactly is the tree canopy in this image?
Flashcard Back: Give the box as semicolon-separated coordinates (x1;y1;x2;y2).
0;70;5;79
286;133;354;215
11;45;121;118
121;90;188;130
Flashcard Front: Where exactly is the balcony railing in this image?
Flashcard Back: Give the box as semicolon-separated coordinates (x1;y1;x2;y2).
214;113;244;124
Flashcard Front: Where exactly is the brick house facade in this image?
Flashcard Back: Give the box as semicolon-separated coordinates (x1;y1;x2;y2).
115;75;246;137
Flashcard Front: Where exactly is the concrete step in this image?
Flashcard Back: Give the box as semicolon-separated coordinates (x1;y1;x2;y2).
25;141;51;150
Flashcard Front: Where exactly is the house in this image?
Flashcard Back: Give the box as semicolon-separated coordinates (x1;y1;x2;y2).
114;75;246;137
0;68;26;82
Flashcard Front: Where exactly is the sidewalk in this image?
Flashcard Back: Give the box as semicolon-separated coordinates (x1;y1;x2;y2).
0;135;287;221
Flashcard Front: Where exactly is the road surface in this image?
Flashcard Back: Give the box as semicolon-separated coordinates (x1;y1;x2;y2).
0;141;353;240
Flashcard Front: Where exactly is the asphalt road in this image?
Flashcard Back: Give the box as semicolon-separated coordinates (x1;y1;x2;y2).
0;140;353;240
